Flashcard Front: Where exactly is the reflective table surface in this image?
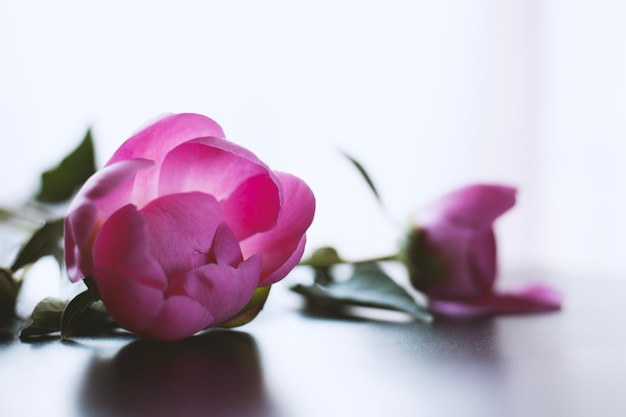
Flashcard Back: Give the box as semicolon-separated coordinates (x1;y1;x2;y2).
1;272;624;417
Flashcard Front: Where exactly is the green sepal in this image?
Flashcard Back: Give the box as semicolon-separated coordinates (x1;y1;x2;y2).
10;218;64;272
61;280;101;339
403;227;448;290
292;262;433;323
36;129;96;203
219;286;271;328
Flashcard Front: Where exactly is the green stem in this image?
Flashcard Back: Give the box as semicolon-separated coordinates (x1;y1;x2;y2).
299;253;402;268
351;253;402;264
0;207;45;229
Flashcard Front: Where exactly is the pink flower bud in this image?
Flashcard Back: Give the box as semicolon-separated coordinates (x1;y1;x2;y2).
407;184;560;317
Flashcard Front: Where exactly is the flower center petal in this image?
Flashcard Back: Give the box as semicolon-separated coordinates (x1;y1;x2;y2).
141;192;230;276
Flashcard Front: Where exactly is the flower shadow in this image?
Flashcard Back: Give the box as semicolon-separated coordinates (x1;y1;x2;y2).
79;329;275;417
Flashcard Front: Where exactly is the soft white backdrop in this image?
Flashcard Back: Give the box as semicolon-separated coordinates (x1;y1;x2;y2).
1;0;625;283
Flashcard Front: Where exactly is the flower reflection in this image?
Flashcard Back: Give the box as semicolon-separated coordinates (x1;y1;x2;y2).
80;330;274;417
0;317;20;343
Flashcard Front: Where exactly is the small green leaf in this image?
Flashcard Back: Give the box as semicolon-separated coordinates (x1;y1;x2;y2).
19;297;66;338
299;246;343;268
339;150;382;205
61;285;101;339
292;262;433;323
36;129;96;203
219;286;271;328
0;268;18;317
10;218;64;272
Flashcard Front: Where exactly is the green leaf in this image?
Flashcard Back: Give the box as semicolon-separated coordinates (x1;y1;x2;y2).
10;218;64;272
219;286;271;328
299;246;343;268
340;150;382;205
20;296;115;341
19;297;66;338
61;285;101;339
292;262;433;323
0;268;18;317
36;129;96;203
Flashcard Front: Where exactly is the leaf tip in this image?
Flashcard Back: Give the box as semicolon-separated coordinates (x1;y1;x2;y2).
337;149;383;204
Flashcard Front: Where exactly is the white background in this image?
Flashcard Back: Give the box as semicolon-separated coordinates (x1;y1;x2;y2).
1;0;625;284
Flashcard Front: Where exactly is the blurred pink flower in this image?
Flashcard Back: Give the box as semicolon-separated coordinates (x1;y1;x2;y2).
64;113;315;340
406;184;561;318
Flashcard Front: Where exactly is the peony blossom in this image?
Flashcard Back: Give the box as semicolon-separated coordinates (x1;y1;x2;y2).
405;184;560;318
64;113;315;340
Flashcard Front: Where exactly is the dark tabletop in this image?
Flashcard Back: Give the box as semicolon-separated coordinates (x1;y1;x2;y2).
1;271;624;417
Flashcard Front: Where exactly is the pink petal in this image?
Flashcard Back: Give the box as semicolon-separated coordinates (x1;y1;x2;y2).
178;254;262;325
428;284;562;318
145;294;215;340
468;229;497;290
92;198;254;340
92;265;166;335
106;114;226;206
158;139;281;239
65;204;97;282
107;113;225;165
209;223;245;267
93;265;212;340
240;173;315;284
417;230;496;299
92;204;175;336
64;158;153;282
92;202;223;340
259;235;306;286
221;174;282;240
93;204;168;289
79;159;154;205
140;192;227;276
414;184;516;236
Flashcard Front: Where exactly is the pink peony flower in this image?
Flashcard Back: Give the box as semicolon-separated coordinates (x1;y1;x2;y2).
406;184;561;318
64;113;315;340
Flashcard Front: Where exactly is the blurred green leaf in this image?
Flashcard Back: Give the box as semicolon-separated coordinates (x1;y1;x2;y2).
340;150;382;205
0;207;14;222
292;262;432;323
10;218;64;272
219;286;271;328
312;267;334;286
0;268;18;318
299;246;343;285
19;297;66;338
20;296;115;340
36;129;96;203
299;246;343;268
